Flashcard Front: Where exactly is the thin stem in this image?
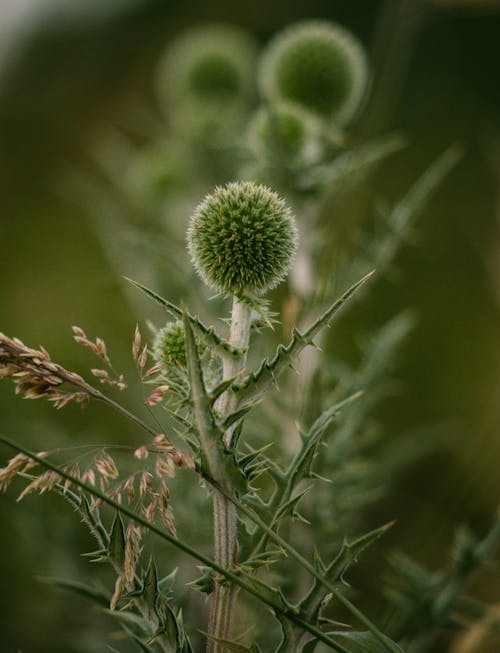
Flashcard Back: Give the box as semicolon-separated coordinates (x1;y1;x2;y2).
78;380;159;439
208;297;252;653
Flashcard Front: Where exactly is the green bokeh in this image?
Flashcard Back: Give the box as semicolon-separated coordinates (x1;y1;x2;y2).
0;1;499;651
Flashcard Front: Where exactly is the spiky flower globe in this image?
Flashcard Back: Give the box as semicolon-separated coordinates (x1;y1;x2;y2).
187;182;298;296
259;21;369;126
156;24;257;110
247;101;323;167
153;321;188;373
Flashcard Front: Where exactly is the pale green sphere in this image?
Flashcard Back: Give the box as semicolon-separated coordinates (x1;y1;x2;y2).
187;181;298;295
156;24;257;109
259;21;370;125
247;101;323;167
153;321;188;372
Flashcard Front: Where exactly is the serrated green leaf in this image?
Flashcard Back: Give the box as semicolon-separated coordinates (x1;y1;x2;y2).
126;278;247;358
109;511;126;566
326;522;394;582
233;273;374;406
184;312;246;493
241;393;362;566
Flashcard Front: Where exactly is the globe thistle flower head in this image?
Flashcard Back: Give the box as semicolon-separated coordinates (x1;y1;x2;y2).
156;23;258;110
247;101;323;167
153;321;188;373
187;181;298;296
259;21;369;126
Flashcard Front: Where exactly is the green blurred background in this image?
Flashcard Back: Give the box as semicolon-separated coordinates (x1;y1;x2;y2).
0;0;499;651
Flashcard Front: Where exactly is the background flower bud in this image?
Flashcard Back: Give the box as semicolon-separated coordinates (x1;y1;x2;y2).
258;20;370;126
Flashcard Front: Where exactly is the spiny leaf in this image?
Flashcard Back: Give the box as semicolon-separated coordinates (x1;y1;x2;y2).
293;392;363;483
237;572;297;616
158;569;177;597
209;377;240;403
126;278;247;358
37;576;110;606
301;523;394;621
241;393;362;564
300;133;406;190
374;145;462;267
237;443;274;473
240;547;285;572
233;272;374;406
220;401;258;431
273;485;313;523
80;493;110;547
109;511;126;566
189;566;215;594
105;609;149;635
326;522;395;582
183;311;246;492
183;312;223;482
130;635;157;653
142;556;159;608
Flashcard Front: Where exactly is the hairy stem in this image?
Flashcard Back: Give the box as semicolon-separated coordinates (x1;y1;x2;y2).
208;298;252;653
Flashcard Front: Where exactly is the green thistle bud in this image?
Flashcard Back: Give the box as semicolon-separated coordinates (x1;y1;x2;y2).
153;321;188;372
156;23;257;110
247;101;323;167
259;21;369;125
187;181;298;296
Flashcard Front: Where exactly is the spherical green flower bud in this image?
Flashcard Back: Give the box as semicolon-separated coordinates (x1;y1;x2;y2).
156;24;257;110
247;101;323;167
187;181;298;296
258;21;369;125
153;321;188;372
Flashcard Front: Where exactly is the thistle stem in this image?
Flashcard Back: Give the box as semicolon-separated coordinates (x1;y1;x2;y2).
208;297;252;653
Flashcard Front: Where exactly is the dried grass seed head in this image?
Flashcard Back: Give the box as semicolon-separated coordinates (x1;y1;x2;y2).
187;181;298;296
0;332;89;407
259;20;370;126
